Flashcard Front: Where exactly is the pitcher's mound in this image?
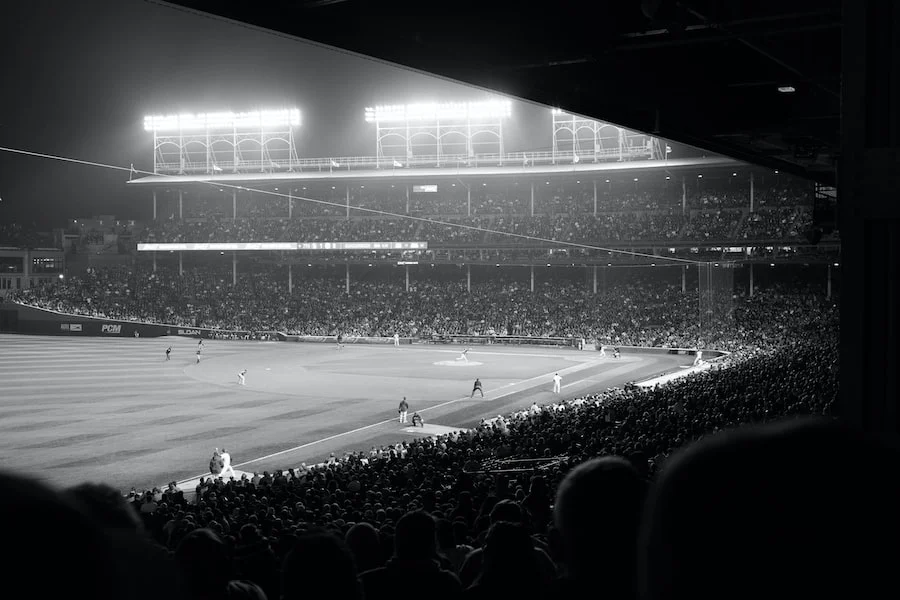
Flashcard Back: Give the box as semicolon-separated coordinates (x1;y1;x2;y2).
433;360;484;367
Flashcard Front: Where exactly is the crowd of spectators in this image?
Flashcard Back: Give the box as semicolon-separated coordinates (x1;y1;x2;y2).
0;222;54;247
4;251;873;600
141;208;813;248
10;325;886;600
9;266;835;351
140;210;813;246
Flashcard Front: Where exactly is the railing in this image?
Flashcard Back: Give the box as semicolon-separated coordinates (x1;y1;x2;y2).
151;149;660;175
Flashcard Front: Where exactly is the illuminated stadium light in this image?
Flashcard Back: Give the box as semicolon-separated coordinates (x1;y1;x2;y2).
143;109;301;132
778;86;796;93
364;100;512;123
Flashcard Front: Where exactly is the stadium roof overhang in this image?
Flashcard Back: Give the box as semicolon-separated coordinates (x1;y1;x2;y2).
128;156;742;187
161;0;840;187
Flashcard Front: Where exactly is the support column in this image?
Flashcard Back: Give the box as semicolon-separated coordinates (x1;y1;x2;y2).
682;266;687;294
826;264;832;300
530;182;535;216
405;265;410;292
749;263;754;297
232;190;237;220
178;190;183;220
406;186;410;215
593;180;598;216
288;263;293;294
179;252;183;277
23;250;31;288
467;186;471;217
682;177;687;214
749;172;755;213
592;265;598;294
840;0;900;434
288;190;293;218
530;265;535;292
152;190;157;221
232;252;237;286
346;186;350;219
345;263;350;294
152;252;157;272
466;264;471;293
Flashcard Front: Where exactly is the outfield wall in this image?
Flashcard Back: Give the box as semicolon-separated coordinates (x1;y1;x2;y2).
0;303;250;339
0;303;727;363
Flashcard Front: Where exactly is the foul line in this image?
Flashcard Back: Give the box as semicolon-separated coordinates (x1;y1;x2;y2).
174;358;604;485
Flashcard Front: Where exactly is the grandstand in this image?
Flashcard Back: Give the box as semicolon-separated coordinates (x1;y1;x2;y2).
0;99;850;600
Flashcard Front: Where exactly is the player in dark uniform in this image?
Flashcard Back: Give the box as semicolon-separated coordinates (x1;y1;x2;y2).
471;378;484;398
198;339;203;354
613;347;620;359
398;397;409;423
336;333;344;350
165;346;172;361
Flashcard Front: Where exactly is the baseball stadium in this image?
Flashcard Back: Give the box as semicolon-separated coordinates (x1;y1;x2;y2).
3;3;887;600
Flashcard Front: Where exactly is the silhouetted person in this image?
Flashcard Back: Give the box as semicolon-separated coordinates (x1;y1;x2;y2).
346;522;386;573
458;500;556;589
465;521;544;599
551;457;646;600
640;417;900;600
68;482;178;600
283;530;361;600
1;471;121;600
359;510;462;600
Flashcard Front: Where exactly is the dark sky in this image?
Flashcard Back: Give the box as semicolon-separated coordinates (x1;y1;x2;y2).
0;0;552;226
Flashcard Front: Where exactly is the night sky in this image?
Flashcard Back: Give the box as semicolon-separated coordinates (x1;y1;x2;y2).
0;0;551;227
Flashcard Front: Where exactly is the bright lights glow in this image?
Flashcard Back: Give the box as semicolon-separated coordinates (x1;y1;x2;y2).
364;100;512;123
138;242;428;252
143;109;301;132
777;86;796;93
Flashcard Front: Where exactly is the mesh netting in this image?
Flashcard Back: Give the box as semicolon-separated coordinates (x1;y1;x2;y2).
697;261;737;349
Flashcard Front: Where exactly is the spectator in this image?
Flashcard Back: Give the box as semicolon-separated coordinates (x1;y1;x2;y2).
1;471;121;600
550;457;646;600
282;530;361;600
639;417;900;600
359;510;462;600
458;499;557;589
345;521;386;573
465;521;545;599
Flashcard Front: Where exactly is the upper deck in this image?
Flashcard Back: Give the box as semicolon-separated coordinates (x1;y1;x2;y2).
128;154;742;187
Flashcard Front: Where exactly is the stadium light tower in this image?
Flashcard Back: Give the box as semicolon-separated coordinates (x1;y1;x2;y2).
143;108;302;175
364;100;512;166
551;108;662;164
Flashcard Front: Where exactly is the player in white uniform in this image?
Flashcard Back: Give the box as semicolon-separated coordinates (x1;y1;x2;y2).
552;373;562;394
456;347;471;362
693;349;704;367
599;345;607;357
196;349;201;364
238;369;247;385
393;333;400;348
220;448;236;479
